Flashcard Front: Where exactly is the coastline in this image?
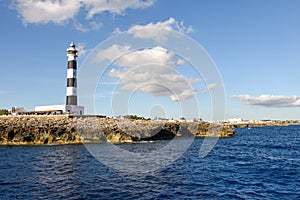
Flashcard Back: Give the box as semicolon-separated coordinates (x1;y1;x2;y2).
0;115;236;145
227;122;296;128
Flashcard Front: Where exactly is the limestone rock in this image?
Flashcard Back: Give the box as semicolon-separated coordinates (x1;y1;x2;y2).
0;116;236;145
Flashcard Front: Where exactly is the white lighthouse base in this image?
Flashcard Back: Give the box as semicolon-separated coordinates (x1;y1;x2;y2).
35;105;84;115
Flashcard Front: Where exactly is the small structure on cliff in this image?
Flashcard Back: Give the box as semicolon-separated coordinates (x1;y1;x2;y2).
34;42;84;115
11;107;27;115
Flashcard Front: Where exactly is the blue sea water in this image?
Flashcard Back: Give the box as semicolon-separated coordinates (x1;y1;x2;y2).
0;126;299;199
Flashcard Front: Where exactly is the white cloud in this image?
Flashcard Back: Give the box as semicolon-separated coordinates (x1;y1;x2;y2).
95;44;132;63
112;27;122;34
127;17;193;42
96;44;200;101
83;0;155;19
96;45;221;101
90;21;103;30
170;89;197;101
13;0;81;24
207;83;224;90
110;65;195;101
196;83;224;94
13;0;155;27
76;43;90;58
232;94;300;107
95;45;185;67
74;21;89;32
169;84;224;101
73;20;103;32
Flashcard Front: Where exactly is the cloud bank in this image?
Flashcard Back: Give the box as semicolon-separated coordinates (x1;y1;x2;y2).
127;17;193;42
13;0;81;24
95;44;222;101
232;94;300;107
84;0;155;19
13;0;155;28
96;45;199;101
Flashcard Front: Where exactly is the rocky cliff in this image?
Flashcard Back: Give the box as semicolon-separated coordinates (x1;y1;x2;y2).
0;116;236;145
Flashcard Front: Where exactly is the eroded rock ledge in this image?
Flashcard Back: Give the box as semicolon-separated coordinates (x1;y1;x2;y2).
0;116;235;145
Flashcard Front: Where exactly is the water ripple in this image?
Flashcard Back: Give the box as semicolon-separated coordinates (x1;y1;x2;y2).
0;126;299;199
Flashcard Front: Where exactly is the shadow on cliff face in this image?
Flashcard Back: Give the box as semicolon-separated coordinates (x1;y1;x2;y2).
141;129;176;141
7;130;36;143
141;124;194;141
111;124;196;155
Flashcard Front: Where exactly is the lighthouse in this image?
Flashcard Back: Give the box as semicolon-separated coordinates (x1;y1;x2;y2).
66;42;78;105
34;42;84;115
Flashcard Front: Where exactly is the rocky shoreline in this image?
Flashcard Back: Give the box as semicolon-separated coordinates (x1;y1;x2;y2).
0;116;237;145
227;122;292;128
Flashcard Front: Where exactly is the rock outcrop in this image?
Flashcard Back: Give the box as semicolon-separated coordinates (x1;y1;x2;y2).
0;116;81;145
0;116;236;145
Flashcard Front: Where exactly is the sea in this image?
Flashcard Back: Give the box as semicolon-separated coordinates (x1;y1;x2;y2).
0;125;299;199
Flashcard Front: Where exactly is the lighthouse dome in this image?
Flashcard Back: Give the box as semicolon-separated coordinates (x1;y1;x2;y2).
70;42;75;47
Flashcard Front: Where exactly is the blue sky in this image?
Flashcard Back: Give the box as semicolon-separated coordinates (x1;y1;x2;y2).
0;0;300;120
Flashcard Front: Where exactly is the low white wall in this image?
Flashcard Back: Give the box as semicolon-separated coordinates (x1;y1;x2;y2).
35;105;84;115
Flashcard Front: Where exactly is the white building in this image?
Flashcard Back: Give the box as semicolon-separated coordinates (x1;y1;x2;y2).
228;118;243;123
35;105;84;115
11;107;27;115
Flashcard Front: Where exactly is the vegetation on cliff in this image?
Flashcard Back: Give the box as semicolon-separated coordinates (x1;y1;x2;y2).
0;109;9;116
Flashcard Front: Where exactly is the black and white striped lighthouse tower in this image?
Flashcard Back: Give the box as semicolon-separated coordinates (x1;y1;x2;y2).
35;42;84;115
66;42;78;106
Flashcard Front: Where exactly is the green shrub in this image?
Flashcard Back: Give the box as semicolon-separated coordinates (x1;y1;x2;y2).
0;109;9;115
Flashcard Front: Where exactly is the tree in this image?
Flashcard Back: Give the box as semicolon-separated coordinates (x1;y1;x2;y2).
124;115;145;120
0;109;9;115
